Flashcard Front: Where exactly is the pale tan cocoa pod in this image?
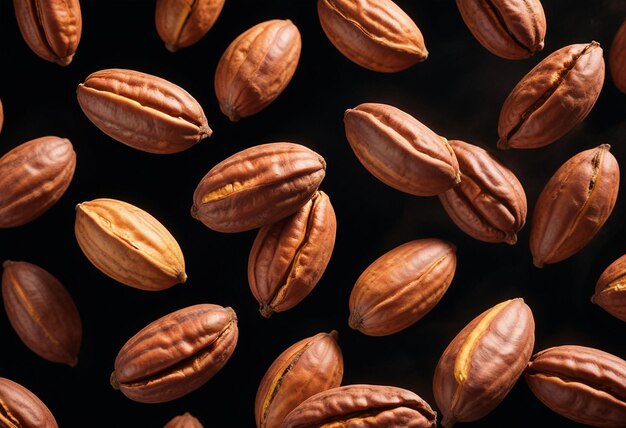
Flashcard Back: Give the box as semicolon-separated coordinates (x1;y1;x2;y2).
525;345;626;427
609;19;626;94
591;253;626;322
191;142;326;233
344;103;460;196
214;19;301;121
433;298;535;427
530;144;619;268
2;260;82;366
110;304;238;403
74;198;187;291
317;0;428;72
456;0;546;60
0;136;76;228
255;331;343;428
497;42;605;149
77;68;211;154
281;384;437;428
0;377;58;427
349;238;457;336
13;0;82;66
155;0;225;52
248;191;336;318
164;412;204;428
438;139;527;244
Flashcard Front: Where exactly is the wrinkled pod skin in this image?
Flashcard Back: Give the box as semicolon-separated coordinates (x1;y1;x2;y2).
0;377;58;428
13;0;82;66
281;384;437;428
592;252;626;322
610;19;626;94
438;139;527;244
497;41;605;149
433;298;535;427
248;191;337;318
317;0;428;72
0;136;76;228
163;412;204;428
525;345;626;427
255;331;343;428
111;304;238;403
530;144;619;268
77;68;211;154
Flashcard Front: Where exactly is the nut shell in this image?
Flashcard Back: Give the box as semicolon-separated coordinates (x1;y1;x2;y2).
592;252;626;322
609;19;626;94
164;412;204;428
0;377;58;428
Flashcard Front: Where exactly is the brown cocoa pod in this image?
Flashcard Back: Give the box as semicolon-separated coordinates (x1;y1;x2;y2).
497;41;605;149
76;68;211;154
610;19;626;94
2;260;82;366
0;98;3;133
349;238;457;336
155;0;225;52
13;0;82;66
433;298;535;427
255;331;343;428
0;136;76;228
248;191;336;318
0;377;58;427
214;19;301;121
75;198;187;291
281;383;437;428
438;139;527;245
110;304;238;403
344;103;460;196
456;0;546;60
525;345;626;427
591;253;626;322
191;142;326;233
317;0;428;72
529;144;619;268
164;412;204;428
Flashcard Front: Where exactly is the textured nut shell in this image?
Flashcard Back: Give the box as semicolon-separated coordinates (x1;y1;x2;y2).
433;298;535;426
111;304;238;403
281;384;437;428
609;19;626;94
248;191;337;318
0;377;58;428
255;331;343;428
0;136;76;228
191;142;326;233
156;0;225;52
2;261;82;366
77;68;211;154
13;0;82;65
497;42;605;149
74;198;187;290
317;0;428;72
530;144;619;268
344;103;460;196
592;253;626;322
525;345;626;427
349;238;457;336
438;140;527;244
164;412;204;428
214;19;301;121
456;0;546;59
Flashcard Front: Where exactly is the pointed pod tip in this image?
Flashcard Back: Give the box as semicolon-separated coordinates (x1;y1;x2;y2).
110;371;120;390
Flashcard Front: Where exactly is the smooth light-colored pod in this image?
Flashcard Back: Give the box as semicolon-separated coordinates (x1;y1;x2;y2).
592;253;626;322
317;0;428;72
164;412;204;428
530;144;619;268
433;298;535;427
609;19;626;94
74;198;187;291
344;103;460;196
497;42;605;149
214;19;301;121
156;0;225;52
0;377;58;427
77;68;211;154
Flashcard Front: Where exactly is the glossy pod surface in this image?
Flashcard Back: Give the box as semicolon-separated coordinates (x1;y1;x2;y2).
592;252;626;321
0;377;58;428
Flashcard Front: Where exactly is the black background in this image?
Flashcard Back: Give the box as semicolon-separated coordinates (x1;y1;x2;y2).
1;1;626;427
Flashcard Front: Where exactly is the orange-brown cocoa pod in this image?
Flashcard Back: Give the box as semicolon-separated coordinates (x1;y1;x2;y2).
592;253;626;322
609;19;626;94
0;377;58;427
164;412;204;428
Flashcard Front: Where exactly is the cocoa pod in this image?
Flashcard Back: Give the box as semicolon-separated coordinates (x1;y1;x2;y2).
255;331;343;428
592;253;626;322
610;19;626;94
349;238;457;336
164;412;204;428
76;68;211;154
74;198;187;291
433;298;535;427
0;136;76;228
529;144;619;268
497;41;605;149
344;103;460;196
317;0;428;72
0;377;58;428
525;345;626;427
110;304;238;403
0;98;3;133
191;142;326;233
